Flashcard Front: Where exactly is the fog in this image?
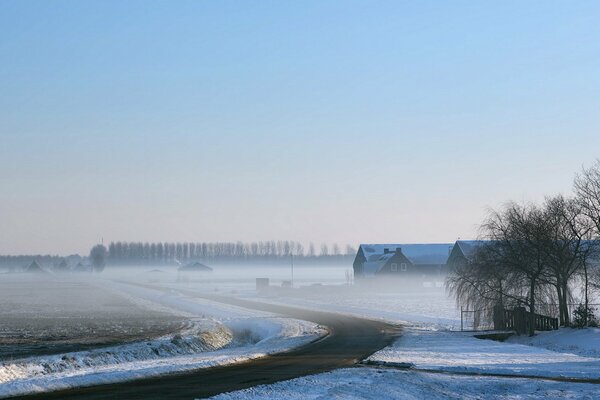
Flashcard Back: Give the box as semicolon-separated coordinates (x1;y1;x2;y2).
0;263;457;354
0;260;461;397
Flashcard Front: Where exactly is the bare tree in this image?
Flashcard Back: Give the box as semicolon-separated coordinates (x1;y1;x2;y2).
575;159;600;234
483;202;551;335
573;162;600;324
447;242;514;312
90;244;107;273
540;195;593;326
345;244;357;256
308;243;316;257
332;243;340;256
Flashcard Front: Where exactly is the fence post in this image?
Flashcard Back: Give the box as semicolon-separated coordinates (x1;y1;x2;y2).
461;306;463;331
493;304;505;330
513;307;526;335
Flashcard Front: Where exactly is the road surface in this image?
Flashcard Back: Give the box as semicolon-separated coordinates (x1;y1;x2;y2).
11;287;402;400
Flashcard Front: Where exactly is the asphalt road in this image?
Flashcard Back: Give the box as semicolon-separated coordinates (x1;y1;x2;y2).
11;287;402;400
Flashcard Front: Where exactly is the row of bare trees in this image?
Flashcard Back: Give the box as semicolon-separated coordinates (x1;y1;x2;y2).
448;160;600;335
107;240;357;265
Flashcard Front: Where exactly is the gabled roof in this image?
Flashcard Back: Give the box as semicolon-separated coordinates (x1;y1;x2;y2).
178;262;213;272
358;243;453;265
25;260;47;273
455;240;488;260
456;240;600;257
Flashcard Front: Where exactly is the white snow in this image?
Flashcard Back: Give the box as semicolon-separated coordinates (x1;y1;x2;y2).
368;328;600;380
205;281;600;398
0;281;325;399
506;327;600;358
237;287;459;329
210;367;600;400
234;285;600;381
6;273;600;399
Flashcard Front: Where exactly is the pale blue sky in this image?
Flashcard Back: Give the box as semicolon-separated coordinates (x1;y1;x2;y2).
1;1;599;254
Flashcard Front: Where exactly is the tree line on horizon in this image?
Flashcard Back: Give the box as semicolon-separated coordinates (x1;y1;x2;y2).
106;240;357;265
447;160;600;335
0;254;82;270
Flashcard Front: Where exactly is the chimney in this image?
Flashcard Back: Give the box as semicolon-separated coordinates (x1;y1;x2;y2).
395;247;402;254
383;248;390;254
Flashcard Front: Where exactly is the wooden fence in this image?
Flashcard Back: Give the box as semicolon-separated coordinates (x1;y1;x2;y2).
493;306;558;334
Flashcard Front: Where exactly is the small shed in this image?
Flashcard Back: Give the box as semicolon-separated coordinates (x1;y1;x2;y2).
177;262;213;282
178;262;213;272
73;262;92;273
25;260;46;274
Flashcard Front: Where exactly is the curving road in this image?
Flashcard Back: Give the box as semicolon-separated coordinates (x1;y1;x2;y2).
11;288;402;400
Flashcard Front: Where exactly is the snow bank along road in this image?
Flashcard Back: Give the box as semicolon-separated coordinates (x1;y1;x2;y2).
11;286;402;400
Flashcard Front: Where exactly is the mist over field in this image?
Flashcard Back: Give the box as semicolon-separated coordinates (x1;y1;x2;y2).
3;1;600;399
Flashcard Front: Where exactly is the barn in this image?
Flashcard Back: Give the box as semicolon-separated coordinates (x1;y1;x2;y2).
446;240;488;268
353;243;453;279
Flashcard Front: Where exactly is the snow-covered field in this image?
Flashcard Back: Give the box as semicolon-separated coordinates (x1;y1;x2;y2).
243;286;459;329
4;267;600;399
507;328;600;358
170;271;600;399
0;275;185;360
368;328;600;380
210;367;600;400
153;268;459;329
0;279;325;399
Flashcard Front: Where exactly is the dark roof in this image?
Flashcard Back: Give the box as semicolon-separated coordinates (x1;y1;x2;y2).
25;260;46;273
359;244;453;265
455;240;488;260
73;262;91;272
178;262;213;272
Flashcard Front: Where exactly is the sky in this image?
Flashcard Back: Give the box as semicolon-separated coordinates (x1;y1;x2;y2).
1;1;600;255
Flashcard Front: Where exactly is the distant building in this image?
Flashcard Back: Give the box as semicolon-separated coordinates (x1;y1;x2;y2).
177;261;213;272
73;262;92;273
25;260;46;274
446;240;488;268
177;261;213;282
353;244;452;279
53;259;69;272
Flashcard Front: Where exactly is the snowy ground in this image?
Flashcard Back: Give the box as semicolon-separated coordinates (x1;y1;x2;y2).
0;279;325;399
0;275;185;360
210;367;600;400
143;274;600;379
6;267;600;399
507;328;600;358
163;271;600;399
152;277;460;329
368;328;600;380
243;286;459;329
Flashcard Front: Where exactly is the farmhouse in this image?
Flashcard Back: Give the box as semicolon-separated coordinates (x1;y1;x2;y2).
446;240;488;267
177;261;213;282
353;244;453;279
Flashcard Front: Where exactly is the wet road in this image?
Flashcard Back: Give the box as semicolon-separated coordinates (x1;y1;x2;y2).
11;288;402;400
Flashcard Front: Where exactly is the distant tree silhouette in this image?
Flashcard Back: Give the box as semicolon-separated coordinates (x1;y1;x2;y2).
90;244;107;273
